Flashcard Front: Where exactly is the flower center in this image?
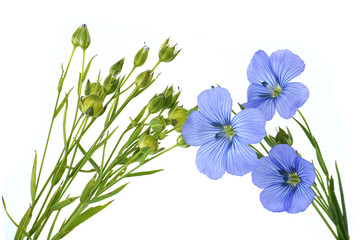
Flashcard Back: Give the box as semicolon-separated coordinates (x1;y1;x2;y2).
262;82;282;98
286;172;301;187
223;125;235;140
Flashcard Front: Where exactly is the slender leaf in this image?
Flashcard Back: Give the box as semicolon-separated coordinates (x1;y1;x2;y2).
54;89;73;118
125;169;163;178
14;205;32;240
30;151;37;203
335;161;348;232
2;197;32;239
51;197;79;211
89;183;129;204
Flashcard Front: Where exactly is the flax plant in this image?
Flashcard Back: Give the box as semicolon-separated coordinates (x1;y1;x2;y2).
3;24;187;240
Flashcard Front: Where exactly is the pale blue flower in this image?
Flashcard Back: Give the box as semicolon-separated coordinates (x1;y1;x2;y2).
243;50;309;121
252;144;315;213
182;87;266;180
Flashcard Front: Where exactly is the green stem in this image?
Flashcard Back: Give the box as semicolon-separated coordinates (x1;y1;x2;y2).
312;202;338;239
259;142;269;154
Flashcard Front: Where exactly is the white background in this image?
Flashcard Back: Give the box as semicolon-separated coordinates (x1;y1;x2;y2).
1;0;359;239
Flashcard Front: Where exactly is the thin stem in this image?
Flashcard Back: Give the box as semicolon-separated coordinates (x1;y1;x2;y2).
259;142;269;154
312;202;338;239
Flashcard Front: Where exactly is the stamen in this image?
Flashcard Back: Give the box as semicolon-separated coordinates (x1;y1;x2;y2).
286;172;301;187
261;81;282;98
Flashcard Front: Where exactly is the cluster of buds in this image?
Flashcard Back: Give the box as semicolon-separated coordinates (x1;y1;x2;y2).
264;126;293;147
80;58;124;117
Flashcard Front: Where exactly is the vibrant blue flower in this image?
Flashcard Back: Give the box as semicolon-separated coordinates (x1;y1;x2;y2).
243;50;309;121
182;87;266;180
252;144;315;213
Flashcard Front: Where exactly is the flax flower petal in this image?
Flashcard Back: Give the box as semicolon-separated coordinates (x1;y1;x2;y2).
182;110;222;146
197;87;232;126
247;50;277;86
231;108;266;144
275;82;309;119
269;49;305;86
225;135;259;176
196;137;229;180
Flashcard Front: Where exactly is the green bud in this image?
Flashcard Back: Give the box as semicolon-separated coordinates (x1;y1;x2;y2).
138;134;158;153
71;26;82;48
135;70;153;89
148;94;166;114
158;38;181;63
84;81;102;96
80;94;103;117
79;24;91;50
168;106;188;133
150;116;166;132
177;135;190;148
134;45;149;68
103;75;119;95
158;130;168;140
275;127;293;146
109;58;125;77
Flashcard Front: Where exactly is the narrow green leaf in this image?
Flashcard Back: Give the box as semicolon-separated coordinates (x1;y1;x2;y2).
81;55;97;83
105;97;117;127
80;174;97;203
77;143;100;171
54;89;73;118
30;151;37;203
2;197;32;239
52;159;67;186
335;161;348;232
65;201;113;234
94;127;118;151
89;183;129;204
125;169;163;178
14;205;32;240
51;197;79;211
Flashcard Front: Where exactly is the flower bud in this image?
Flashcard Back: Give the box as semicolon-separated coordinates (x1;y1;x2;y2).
177;135;190;148
135;70;153;89
85;80;103;96
109;58;125;77
275;127;293;146
80;94;103;117
71;26;82;48
148;94;166;114
79;24;91;50
134;45;149;68
150;116;166;132
158;38;181;63
138;134;158;153
103;75;119;95
168;106;188;133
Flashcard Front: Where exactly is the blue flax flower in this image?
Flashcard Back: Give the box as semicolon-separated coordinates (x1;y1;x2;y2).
252;144;315;213
182;87;266;180
243;50;309;121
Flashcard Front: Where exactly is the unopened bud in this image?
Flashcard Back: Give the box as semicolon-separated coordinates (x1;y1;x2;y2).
150;116;166;132
135;70;153;89
275;127;293;146
134;45;149;68
168;106;188;133
80;94;103;117
158;38;181;63
138;134;158;153
79;24;91;50
148;94;166;114
177;135;190;148
85;80;102;96
103;75;119;95
109;58;125;77
71;26;82;48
